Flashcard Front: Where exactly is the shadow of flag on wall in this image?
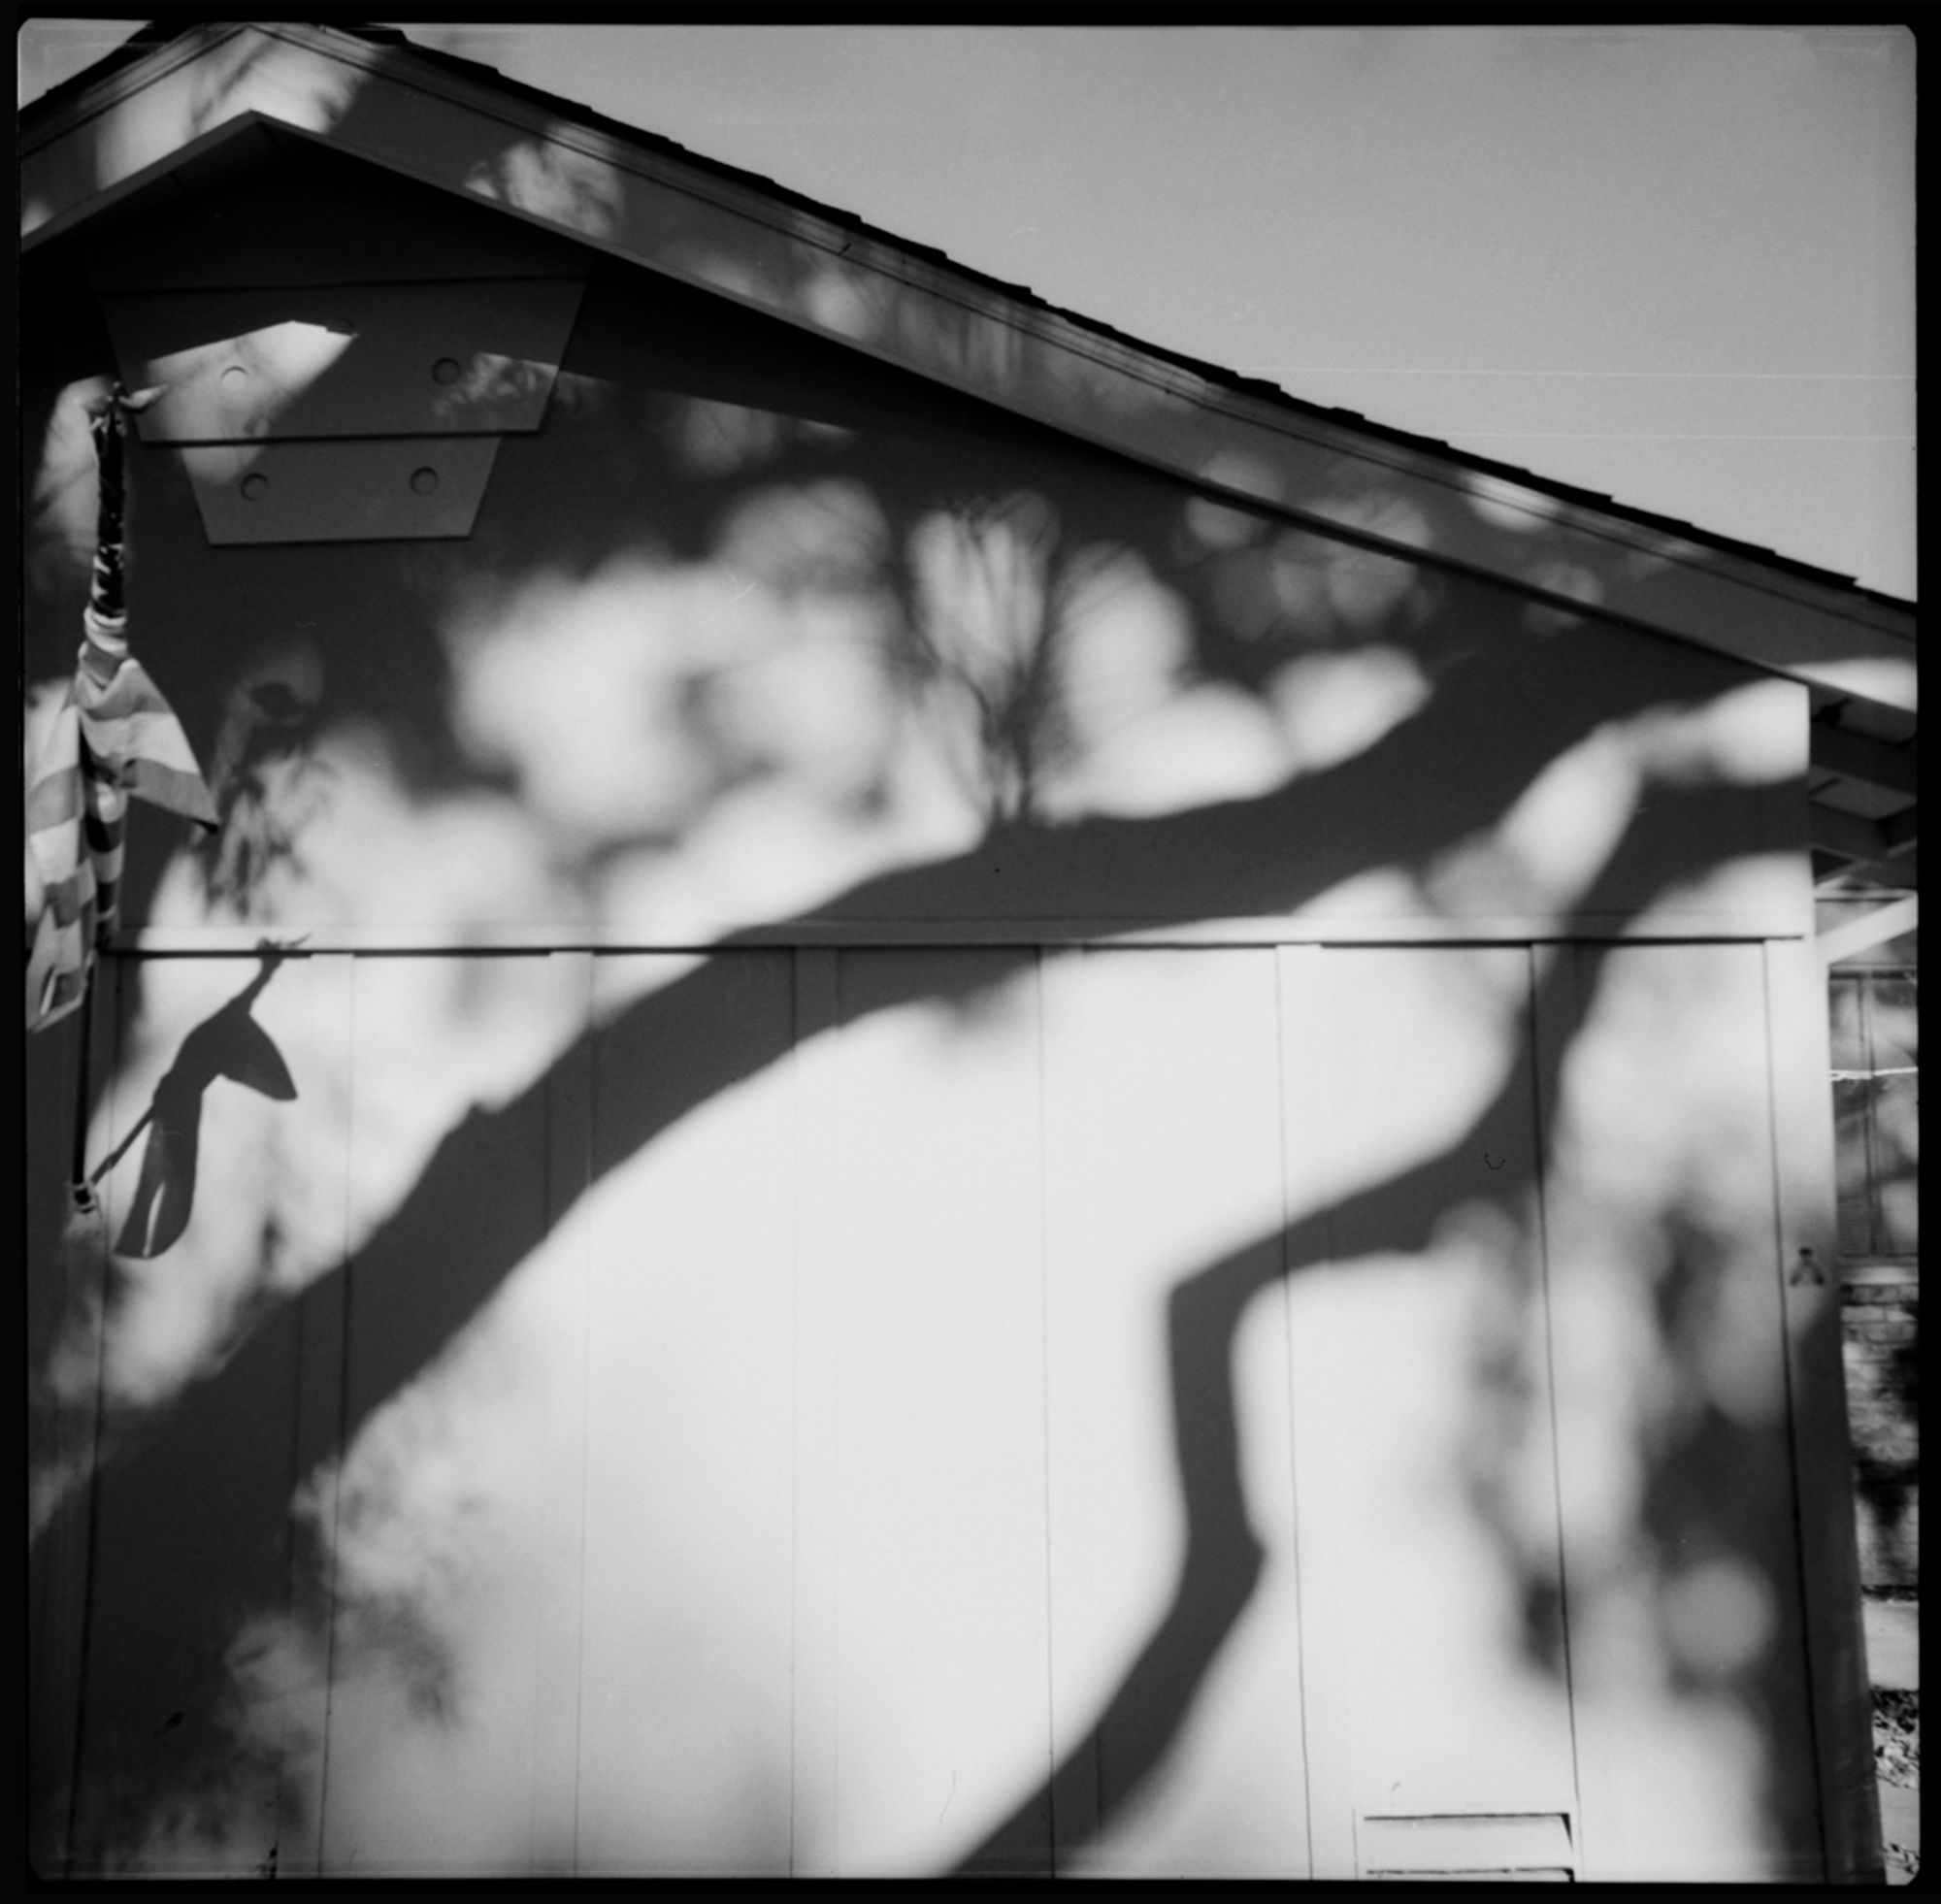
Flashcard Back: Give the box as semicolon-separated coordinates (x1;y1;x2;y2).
113;950;299;1260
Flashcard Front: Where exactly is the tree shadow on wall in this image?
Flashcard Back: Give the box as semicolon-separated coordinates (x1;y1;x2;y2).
951;790;1828;1876
25;223;1816;1856
30;750;1809;1876
22;44;1863;1876
23;367;1841;1875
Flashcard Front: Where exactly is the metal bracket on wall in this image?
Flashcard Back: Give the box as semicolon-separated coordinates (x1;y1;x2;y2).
179;437;503;543
101;278;584;544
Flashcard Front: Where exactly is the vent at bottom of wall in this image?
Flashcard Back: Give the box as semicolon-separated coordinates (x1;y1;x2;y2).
1358;1810;1577;1881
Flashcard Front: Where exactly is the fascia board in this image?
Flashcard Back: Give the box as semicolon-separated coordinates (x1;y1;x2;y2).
22;24;326;240
18;21;244;166
24;21;1916;715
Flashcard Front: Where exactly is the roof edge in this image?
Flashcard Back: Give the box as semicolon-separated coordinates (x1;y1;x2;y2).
20;19;1917;713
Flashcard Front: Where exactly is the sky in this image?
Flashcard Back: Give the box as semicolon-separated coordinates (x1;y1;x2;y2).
19;20;1916;600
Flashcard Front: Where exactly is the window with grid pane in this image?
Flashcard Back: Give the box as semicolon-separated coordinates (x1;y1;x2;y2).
1828;971;1918;1258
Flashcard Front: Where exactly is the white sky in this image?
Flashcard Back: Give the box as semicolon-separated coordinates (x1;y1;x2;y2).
20;20;1916;599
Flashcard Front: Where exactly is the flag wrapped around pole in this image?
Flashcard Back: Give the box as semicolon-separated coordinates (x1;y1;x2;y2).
26;388;218;1033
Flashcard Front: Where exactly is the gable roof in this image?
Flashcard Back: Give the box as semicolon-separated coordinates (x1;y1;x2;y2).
21;19;1916;893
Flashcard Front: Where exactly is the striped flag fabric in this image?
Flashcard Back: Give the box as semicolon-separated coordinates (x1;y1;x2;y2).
26;392;217;1032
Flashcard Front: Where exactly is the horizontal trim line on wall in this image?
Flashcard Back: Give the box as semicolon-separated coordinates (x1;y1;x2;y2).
111;912;1811;955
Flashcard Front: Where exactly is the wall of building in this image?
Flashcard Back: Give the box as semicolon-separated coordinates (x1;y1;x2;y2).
23;140;1873;1882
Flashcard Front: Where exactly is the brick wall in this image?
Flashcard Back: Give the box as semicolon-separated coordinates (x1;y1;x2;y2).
1841;1261;1919;1588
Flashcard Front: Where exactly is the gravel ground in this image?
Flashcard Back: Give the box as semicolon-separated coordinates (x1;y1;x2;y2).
1875;1689;1920;1885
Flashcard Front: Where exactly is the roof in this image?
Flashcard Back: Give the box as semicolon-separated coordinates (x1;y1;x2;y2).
20;19;1916;898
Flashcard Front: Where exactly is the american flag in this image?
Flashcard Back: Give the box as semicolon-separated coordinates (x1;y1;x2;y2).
26;392;217;1032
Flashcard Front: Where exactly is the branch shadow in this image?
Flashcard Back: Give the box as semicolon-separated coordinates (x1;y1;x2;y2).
954;781;1818;1875
21;54;1856;1872
30;752;1780;1868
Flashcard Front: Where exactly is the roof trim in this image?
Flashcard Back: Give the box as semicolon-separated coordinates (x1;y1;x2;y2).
23;19;1916;718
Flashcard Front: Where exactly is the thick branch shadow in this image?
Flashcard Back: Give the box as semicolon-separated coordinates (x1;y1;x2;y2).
952;781;1783;1874
26;99;1821;1869
24;209;1798;1851
32;749;1780;1869
22;52;1872;1874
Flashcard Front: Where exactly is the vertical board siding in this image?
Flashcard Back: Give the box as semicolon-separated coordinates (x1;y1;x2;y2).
528;951;596;1874
1537;941;1822;1882
319;952;561;1876
272;952;356;1880
788;949;844;1874
1038;946;1305;1877
54;952;358;1878
1282;947;1575;1880
28;958;123;1877
821;948;1051;1875
575;950;797;1875
40;937;1825;1879
1762;937;1885;1881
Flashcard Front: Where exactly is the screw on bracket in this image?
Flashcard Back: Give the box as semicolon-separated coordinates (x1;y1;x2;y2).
1789;1246;1826;1287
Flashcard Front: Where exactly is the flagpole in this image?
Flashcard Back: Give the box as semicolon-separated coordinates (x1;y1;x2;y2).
64;384;127;1218
69;956;96;1191
64;385;122;1219
60;385;138;1230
